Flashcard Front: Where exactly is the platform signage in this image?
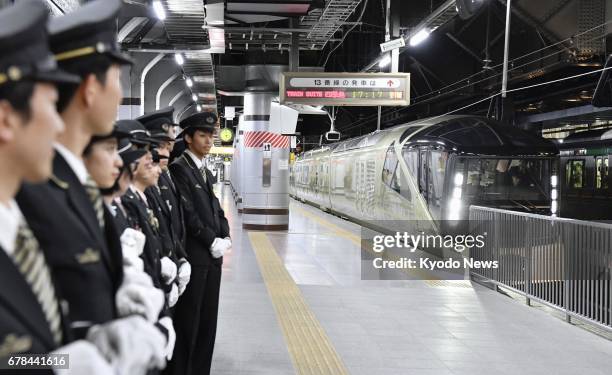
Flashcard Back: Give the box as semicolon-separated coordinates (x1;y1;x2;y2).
280;72;410;106
380;37;406;52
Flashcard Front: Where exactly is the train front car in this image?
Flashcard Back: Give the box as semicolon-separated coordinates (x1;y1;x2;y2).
291;115;559;234
403;116;559;223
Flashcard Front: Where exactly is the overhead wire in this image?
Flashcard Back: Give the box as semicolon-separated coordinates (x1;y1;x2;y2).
341;66;612;133
342;27;611;131
321;0;371;68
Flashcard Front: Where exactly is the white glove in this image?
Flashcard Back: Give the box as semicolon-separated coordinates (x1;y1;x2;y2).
116;267;164;322
52;341;113;375
210;238;231;259
177;259;191;295
86;316;166;375
167;283;179;307
121;228;146;271
160;256;178;285
158;316;176;361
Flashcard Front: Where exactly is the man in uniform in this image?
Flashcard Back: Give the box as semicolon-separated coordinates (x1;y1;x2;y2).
0;1;164;373
15;0;168;372
168;112;231;375
138;107;191;296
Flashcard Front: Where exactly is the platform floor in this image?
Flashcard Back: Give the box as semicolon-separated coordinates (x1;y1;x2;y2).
211;185;612;375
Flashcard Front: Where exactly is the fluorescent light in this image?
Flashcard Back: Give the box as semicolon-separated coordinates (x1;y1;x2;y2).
409;29;430;46
378;54;392;68
454;172;464;186
152;1;166;20
192;94;198;101
551;175;558;187
197;105;202;112
186;78;193;88
174;53;184;65
551;200;558;214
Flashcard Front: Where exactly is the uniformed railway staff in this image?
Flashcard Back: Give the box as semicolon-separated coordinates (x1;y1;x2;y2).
14;0;167;373
138;107;191;297
167;111;231;375
0;1;164;374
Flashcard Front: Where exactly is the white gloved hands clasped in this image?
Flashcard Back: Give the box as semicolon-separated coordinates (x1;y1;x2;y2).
177;259;191;295
157;316;176;361
120;228;146;271
116;267;165;322
86;316;166;375
210;237;231;259
51;341;113;375
167;283;179;307
160;256;178;285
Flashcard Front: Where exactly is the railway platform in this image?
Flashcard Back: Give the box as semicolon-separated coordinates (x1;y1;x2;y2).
212;184;612;375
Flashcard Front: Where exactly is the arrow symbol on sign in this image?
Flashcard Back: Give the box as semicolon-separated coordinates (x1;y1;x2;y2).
387;80;394;87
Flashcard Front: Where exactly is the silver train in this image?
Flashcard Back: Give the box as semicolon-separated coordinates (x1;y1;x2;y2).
290;115;559;232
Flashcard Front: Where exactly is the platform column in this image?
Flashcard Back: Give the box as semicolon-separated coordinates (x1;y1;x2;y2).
241;93;289;230
235;116;244;212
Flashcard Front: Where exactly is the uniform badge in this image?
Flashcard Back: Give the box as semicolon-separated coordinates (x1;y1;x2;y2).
195;184;203;189
0;334;32;357
75;248;101;264
147;209;159;231
160;186;169;190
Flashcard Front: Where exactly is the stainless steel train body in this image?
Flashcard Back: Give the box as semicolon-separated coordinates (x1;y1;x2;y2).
290;115;558;233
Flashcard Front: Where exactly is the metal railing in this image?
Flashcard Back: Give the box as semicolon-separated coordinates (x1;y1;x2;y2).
469;206;612;332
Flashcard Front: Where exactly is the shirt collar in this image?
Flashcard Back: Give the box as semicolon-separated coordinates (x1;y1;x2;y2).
130;185;148;206
185;149;204;169
0;200;23;255
54;143;88;184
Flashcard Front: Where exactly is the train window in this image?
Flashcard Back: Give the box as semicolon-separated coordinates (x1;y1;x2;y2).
595;157;609;189
428;151;448;218
382;142;398;188
565;160;585;189
402;148;419;178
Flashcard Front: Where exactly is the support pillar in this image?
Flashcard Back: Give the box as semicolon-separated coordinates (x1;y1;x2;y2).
240;93;289;230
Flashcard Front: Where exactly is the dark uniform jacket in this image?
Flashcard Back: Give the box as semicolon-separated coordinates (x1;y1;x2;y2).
0;248;64;361
144;186;176;263
121;188;166;291
169;154;229;266
157;171;187;260
16;154;124;339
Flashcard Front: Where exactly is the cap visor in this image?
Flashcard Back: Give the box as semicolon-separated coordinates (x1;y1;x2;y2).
108;51;134;66
120;149;147;165
32;68;81;85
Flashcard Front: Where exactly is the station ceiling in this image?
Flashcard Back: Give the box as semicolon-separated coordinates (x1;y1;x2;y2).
47;1;612;142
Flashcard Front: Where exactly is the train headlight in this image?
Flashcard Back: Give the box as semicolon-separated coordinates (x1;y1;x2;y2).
448;198;462;220
452;187;462;199
551;188;558;200
551;175;558;187
551;200;558;214
454;172;464;186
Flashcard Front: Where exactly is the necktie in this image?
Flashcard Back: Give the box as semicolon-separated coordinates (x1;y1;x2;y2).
199;166;207;184
12;222;63;345
84;175;105;229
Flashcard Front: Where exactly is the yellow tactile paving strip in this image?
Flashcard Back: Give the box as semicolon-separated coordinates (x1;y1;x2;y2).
248;231;349;375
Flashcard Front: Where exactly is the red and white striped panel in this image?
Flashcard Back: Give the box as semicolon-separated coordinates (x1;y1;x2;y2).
243;131;289;148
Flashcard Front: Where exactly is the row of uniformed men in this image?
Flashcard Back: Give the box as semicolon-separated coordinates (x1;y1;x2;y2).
0;1;230;375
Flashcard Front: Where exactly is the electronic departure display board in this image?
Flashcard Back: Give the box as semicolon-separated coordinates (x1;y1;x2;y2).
280;72;410;106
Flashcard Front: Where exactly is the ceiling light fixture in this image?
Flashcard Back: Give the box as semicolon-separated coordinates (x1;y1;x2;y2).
186;78;193;87
174;53;184;65
378;54;392;68
152;1;166;20
192;94;197;101
409;29;430;46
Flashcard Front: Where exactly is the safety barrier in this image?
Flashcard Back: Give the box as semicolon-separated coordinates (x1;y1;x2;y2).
469;206;612;331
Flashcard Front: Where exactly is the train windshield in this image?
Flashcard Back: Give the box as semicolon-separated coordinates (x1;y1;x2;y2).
456;157;553;211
